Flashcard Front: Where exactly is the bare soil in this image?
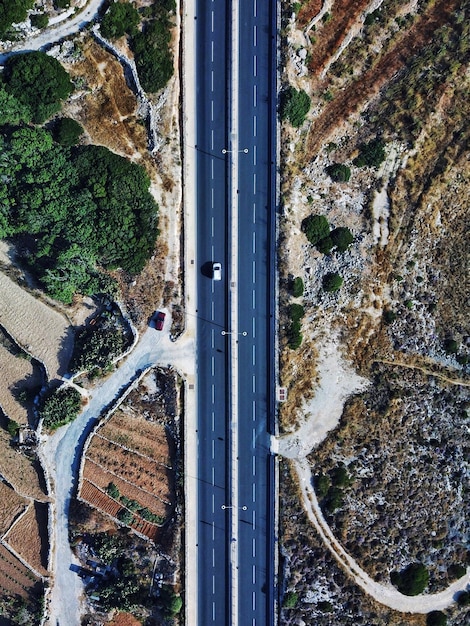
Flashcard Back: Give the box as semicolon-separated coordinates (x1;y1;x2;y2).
0;429;48;502
0;543;40;599
0;481;28;536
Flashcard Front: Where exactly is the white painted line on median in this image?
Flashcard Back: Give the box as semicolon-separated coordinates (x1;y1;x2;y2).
211;70;214;92
252;482;256;502
212;494;215;515
211;10;214;32
252;259;256;282
211;328;215;349
211;300;214;319
252;289;256;309
253;0;257;18
212;602;216;621
211;40;214;63
212;439;215;459
212;520;215;540
252;591;256;610
252;344;256;366
253;84;257;107
253;115;257;137
212;465;215;484
211;186;214;209
211;128;214;151
252;231;256;253
213;574;216;594
253;25;257;47
252;427;256;446
253;202;256;223
211;158;214;179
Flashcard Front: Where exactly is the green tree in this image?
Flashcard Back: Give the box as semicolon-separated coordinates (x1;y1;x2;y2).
132;18;174;92
101;1;140;39
106;482;120;500
301;214;330;245
326;163;351;182
443;338;459;354
289;303;304;323
323;272;343;293
0;0;34;37
316;236;334;254
53;117;83;146
353;138;386;168
0;83;31;125
3;52;73;123
330;227;354;252
281;86;310;127
390;563;429;596
426;611;447;626
315;474;330;498
30;12;49;29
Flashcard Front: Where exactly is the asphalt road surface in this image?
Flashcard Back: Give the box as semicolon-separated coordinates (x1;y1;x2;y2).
195;0;276;624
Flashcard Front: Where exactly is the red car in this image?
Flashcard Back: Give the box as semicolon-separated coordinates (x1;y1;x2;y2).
154;311;166;331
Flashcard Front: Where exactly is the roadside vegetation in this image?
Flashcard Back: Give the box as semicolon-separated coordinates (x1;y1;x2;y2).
0;0;34;37
38;385;82;431
0;51;159;304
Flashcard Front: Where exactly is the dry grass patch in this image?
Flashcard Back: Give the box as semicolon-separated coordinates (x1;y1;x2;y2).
0;271;73;380
4;502;49;576
0;481;28;536
0;429;48;502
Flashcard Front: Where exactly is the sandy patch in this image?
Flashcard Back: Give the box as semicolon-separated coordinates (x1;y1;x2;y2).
0;271;74;380
275;337;369;458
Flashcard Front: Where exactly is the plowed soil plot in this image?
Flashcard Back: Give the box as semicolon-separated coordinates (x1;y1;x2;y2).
0;480;28;536
82;457;170;517
4;502;49;576
100;412;173;466
85;434;173;504
0;544;39;599
80;480;122;519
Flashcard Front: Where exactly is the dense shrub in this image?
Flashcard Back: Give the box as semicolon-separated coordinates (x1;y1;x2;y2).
39;386;82;430
30;13;49;29
132;17;174;92
323;272;343;293
330;227;354;252
326;163;351;182
316;235;334;254
390;562;429;596
283;591;298;608
70;325;127;373
292;276;304;298
301;214;330;245
443;338;459;354
383;309;397;325
280;86;311;127
287;303;305;349
101;1;140;39
53;117;83;146
353;138;386;168
3;52;73;123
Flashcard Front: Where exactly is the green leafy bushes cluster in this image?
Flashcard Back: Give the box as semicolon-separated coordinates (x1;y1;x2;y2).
283;591;298;608
301;214;354;254
100;1;140;39
291;276;304;298
53;117;83;146
69;325;128;373
106;483;165;525
323;272;343;293
39;386;82;430
0;0;35;37
353;138;386;168
0;122;158;303
390;562;429;596
2;52;73;123
317;464;352;514
132;17;174;93
30;13;49;29
280;86;311;127
326;162;351;182
287;303;305;350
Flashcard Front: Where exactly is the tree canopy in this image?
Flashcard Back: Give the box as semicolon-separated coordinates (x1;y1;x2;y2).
132;18;174;92
0;126;158;303
3;51;73;123
0;0;34;37
101;1;140;39
301;214;330;245
281;86;311;127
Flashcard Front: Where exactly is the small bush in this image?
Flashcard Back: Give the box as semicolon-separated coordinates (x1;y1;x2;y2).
117;508;134;525
353;138;386;168
323;272;343;293
390;562;429;596
326;163;351;182
6;419;19;437
383;309;397;325
106;482;120;500
289;303;304;323
30;13;49;29
316;236;334;254
330;226;354;252
443;338;459;354
283;591;298;608
287;320;303;350
315;474;330;498
39;385;82;430
292;276;304;298
318;600;333;612
324;486;344;513
456;591;470;606
301;214;330;245
281;86;311;127
447;563;466;580
426;611;447;626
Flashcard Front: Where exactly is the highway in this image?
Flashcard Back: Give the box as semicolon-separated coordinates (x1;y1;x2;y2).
195;0;276;624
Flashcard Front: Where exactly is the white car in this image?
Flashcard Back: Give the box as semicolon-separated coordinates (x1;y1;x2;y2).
212;262;222;281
